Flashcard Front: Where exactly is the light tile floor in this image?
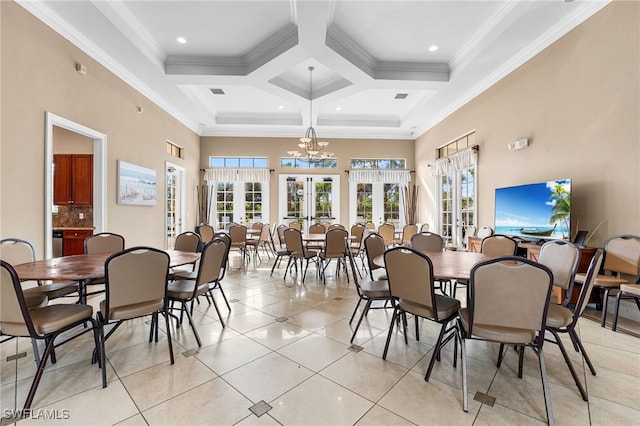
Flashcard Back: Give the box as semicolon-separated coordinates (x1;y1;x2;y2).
2;254;640;425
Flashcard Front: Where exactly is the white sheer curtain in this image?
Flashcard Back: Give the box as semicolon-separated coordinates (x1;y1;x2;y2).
203;168;270;182
348;169;410;184
430;146;477;176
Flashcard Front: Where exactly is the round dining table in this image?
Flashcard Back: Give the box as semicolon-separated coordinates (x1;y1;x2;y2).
373;249;492;281
12;250;201;303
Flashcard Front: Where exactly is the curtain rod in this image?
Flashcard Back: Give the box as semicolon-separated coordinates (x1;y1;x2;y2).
200;168;274;172
427;144;479;167
344;170;415;174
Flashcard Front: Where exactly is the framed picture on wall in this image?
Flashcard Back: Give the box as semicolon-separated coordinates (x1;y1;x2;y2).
117;160;157;206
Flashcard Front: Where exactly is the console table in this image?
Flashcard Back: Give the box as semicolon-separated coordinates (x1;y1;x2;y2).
467;236;598;304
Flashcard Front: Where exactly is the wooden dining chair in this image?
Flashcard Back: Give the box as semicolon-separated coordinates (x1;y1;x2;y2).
1;260;99;410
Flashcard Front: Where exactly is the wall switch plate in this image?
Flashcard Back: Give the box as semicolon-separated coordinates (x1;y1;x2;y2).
79;212;84;219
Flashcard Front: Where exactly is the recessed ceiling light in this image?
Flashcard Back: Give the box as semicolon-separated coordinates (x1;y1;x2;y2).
177;37;187;44
336;107;342;111
278;105;284;110
428;45;438;52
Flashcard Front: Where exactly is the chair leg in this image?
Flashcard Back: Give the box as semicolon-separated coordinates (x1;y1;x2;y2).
570;328;596;376
496;343;505;368
30;339;41;366
209;294;226;327
549;329;588;401
213;281;231;311
283;257;293;280
349;298;363;324
270;255;281;276
182;301;202;347
163;308;175;365
461;333;468;412
98;316;107;388
350;299;372;343
425;322;449;381
383;307;399;360
537;348;555;426
517;345;525;379
600;288;611;327
23;336;55;410
612;290;623;331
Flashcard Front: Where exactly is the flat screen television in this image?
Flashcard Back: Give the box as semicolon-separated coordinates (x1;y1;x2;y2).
494;178;571;241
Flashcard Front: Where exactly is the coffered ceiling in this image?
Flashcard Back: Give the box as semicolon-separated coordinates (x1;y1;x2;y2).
18;0;610;140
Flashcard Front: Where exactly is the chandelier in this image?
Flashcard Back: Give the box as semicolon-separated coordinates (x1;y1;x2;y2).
287;66;333;162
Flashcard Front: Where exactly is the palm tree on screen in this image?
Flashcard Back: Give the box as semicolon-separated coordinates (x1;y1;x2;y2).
549;183;570;238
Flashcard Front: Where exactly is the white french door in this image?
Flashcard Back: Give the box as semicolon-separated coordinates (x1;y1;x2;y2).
278;174;340;232
349;182;404;228
166;162;186;249
212;181;269;229
438;166;476;247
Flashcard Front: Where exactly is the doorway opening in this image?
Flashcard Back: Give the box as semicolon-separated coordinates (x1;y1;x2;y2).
45;112;107;258
166;162;186;249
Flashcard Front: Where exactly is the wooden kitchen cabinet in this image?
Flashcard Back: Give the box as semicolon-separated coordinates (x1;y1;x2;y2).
54;154;93;205
62;229;93;256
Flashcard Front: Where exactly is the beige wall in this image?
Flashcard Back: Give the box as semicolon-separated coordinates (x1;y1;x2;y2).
0;1;201;253
53;127;93;154
415;1;640;249
200;136;415;226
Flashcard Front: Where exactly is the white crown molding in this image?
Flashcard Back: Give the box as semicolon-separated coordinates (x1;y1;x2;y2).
91;0;166;69
16;0;201;135
412;0;612;139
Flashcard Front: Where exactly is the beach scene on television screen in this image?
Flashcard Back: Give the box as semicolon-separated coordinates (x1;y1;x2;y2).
495;179;570;240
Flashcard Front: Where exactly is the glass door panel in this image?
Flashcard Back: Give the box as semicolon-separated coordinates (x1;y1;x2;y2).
279;175;340;231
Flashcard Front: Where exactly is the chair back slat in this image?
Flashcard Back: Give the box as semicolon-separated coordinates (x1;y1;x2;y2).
539;240;580;292
85;233;125;254
575;249;604;318
198;225;215;244
0;261;33;335
603;235;640;279
104;248;169;313
283;228;304;254
384;248;436;314
174;232;201;252
364;233;386;278
324;229;348;257
410;232;444;252
469;257;553;337
481;235;517;256
0;238;35;265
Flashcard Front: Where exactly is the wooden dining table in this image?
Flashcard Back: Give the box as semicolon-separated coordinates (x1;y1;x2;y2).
373;249;493;281
13;250;201;302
